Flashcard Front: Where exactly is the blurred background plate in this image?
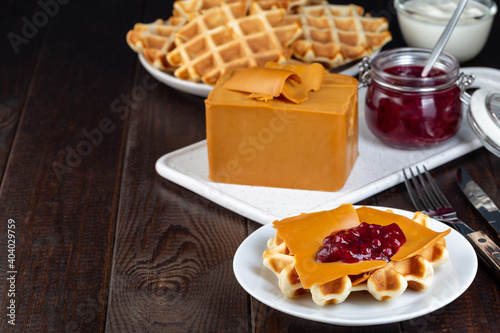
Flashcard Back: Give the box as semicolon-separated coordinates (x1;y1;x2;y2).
139;51;379;98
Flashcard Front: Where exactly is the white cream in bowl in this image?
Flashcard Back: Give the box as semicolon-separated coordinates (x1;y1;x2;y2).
395;0;497;62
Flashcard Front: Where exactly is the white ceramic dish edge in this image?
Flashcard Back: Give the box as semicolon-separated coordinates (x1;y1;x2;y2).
139;51;379;97
232;206;478;326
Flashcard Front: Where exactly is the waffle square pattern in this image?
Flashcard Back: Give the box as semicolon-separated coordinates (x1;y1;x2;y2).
126;0;392;84
283;3;392;68
167;2;302;85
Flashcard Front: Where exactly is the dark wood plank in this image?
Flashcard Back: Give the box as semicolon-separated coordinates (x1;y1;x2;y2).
106;1;251;331
373;149;500;333
105;64;250;331
1;0;498;331
0;0;141;331
0;1;51;183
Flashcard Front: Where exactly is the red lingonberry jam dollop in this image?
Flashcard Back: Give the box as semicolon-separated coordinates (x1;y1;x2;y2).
365;65;461;149
316;222;407;264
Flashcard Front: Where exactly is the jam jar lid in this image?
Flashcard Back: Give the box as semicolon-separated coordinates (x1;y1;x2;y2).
469;88;500;158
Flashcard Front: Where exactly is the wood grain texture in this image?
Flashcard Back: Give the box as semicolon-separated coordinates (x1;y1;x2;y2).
105;1;250;329
105;74;249;331
0;1;49;184
0;0;140;331
398;150;500;333
0;0;499;332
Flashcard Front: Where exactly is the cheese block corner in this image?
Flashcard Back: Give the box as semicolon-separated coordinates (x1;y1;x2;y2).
205;65;358;191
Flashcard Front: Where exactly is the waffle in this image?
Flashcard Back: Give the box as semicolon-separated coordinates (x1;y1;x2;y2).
166;2;303;85
263;211;448;306
126;17;187;71
174;0;290;19
174;0;229;20
282;2;392;68
126;1;391;84
173;0;313;19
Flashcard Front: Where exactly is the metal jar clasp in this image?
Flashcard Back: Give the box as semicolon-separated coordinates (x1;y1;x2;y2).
358;57;372;88
457;72;476;105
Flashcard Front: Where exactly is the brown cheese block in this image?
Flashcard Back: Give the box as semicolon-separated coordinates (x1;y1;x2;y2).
205;65;358;191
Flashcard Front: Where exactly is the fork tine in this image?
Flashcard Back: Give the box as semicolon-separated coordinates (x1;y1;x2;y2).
403;169;420;209
403;168;428;212
421;165;452;209
415;166;443;210
410;168;432;211
411;167;436;211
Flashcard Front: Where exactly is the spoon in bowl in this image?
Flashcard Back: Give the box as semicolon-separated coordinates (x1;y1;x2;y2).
421;0;469;77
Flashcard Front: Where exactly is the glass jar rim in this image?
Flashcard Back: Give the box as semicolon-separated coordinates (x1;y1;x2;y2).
394;0;498;21
370;47;461;92
469;89;500;157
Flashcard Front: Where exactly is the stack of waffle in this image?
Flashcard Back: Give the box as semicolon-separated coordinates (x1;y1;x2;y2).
167;2;304;85
263;211;449;305
126;0;392;84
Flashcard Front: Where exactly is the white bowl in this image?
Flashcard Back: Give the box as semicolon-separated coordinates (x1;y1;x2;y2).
395;0;497;63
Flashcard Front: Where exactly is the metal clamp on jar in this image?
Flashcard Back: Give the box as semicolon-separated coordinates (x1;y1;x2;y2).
358;48;475;149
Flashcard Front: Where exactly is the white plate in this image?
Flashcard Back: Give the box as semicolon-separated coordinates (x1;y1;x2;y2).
139;54;212;97
139;52;377;98
233;206;478;326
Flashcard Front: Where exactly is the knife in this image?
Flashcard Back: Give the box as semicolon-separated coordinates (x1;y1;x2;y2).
457;168;500;238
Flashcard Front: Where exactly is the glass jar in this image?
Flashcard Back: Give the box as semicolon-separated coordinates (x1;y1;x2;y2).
359;48;474;149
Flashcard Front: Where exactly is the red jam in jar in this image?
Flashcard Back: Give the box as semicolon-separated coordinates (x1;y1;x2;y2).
316;222;406;264
361;48;471;149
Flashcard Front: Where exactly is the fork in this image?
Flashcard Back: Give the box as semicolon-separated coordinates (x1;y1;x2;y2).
403;166;500;281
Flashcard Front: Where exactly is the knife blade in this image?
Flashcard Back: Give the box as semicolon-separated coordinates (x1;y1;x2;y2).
457;168;500;237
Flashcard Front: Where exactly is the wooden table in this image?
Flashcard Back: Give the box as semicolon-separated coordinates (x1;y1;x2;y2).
1;0;499;331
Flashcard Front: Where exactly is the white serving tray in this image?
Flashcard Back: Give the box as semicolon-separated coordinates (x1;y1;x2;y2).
156;67;499;225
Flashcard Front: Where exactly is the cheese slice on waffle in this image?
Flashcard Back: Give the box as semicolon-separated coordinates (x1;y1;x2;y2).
263;204;450;305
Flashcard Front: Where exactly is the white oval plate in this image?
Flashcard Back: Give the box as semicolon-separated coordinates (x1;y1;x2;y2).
139;54;212;97
233;206;477;326
138;52;377;98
